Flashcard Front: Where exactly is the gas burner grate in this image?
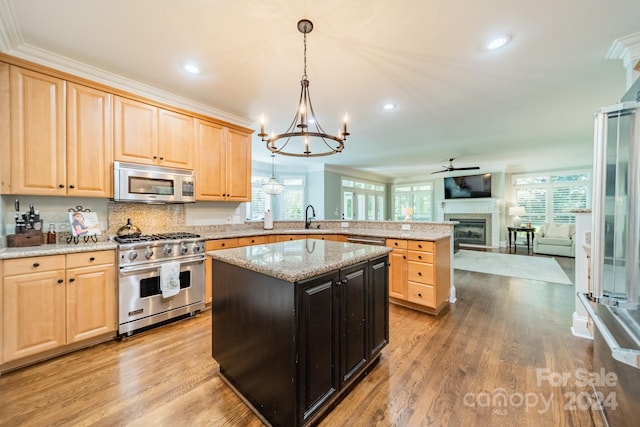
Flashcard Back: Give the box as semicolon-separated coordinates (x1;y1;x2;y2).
114;232;201;244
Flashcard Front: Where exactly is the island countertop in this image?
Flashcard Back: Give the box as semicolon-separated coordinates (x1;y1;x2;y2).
208;238;391;282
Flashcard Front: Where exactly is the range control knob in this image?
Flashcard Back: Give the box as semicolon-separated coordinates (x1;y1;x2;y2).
163;244;173;255
144;248;154;259
193;244;202;253
128;251;138;261
179;243;188;255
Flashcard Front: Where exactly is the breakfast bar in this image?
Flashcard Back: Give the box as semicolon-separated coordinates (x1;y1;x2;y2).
208;239;391;427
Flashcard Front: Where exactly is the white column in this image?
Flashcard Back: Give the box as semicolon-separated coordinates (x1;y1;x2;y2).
571;212;593;339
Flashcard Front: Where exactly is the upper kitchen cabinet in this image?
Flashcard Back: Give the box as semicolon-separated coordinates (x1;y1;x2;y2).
114;96;194;169
66;83;113;197
1;66;113;197
195;119;251;201
6;66;66;195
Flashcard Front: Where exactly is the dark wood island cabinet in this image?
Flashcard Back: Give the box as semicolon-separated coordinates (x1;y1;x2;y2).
209;239;390;427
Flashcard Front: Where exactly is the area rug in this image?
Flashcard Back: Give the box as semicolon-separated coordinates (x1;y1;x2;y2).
453;250;572;284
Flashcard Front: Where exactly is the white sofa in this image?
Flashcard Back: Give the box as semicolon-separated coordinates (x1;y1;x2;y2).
533;223;575;257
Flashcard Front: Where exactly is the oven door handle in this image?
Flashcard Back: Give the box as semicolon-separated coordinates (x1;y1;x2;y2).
119;256;205;274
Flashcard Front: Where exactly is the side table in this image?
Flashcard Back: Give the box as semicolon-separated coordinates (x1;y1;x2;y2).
507;226;535;254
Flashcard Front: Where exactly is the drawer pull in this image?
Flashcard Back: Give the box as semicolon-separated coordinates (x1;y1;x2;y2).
403;255;406;259
69;278;75;283
418;255;422;259
57;279;64;284
33;262;40;267
221;243;225;247
418;272;422;276
89;257;95;261
418;293;422;297
394;242;398;246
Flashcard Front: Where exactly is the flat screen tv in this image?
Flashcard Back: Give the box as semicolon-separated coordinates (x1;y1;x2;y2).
444;173;492;199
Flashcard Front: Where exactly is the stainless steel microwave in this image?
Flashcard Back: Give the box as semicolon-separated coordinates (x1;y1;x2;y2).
113;161;195;203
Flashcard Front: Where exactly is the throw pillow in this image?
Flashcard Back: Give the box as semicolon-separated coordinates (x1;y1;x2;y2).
546;223;570;238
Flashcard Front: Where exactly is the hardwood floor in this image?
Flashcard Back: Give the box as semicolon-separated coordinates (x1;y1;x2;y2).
0;252;604;427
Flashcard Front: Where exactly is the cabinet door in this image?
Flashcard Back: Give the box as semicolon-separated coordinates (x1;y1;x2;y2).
195;119;226;200
368;257;389;357
159;109;194;169
339;262;368;386
114;96;158;165
3;270;66;361
225;128;251;201
388;249;407;299
9;66;66;195
66;263;116;343
67;83;113;197
297;272;339;423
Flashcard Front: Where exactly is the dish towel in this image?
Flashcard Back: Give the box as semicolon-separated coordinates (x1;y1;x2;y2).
160;261;180;298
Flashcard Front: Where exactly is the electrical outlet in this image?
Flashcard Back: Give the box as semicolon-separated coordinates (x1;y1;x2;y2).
401;224;411;230
341;222;349;228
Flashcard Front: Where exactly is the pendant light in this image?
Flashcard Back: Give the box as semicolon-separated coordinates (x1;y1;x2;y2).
262;154;284;195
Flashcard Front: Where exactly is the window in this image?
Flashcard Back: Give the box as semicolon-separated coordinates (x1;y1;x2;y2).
341;177;385;220
391;183;433;221
512;171;591;228
279;177;305;220
246;175;271;220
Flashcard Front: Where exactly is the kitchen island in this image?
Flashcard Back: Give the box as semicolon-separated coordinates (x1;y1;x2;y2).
208;239;391;427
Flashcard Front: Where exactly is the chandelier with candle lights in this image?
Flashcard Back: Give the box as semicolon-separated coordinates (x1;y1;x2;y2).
258;19;349;157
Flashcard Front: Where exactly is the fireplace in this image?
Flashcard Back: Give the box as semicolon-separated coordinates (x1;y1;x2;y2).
450;218;486;246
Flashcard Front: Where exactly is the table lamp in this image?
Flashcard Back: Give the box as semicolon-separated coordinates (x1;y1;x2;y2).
509;206;526;227
403;207;414;221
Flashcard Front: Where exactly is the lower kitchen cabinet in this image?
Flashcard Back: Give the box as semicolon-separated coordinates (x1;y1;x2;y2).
386;238;451;315
1;251;116;369
212;255;388;426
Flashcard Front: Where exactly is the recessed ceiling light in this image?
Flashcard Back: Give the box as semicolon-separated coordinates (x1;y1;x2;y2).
183;64;200;74
486;35;511;51
383;103;396;110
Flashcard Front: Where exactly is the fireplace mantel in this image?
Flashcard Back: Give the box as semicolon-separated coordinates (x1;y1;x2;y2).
438;198;502;247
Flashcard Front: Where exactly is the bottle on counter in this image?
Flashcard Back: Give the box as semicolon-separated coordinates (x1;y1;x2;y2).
46;223;57;244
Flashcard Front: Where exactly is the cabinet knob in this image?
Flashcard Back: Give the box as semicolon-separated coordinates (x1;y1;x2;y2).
69;185;75;189
403;255;406;259
89;257;95;261
394;242;398;246
59;184;65;188
418;244;422;248
418;293;422;297
160;157;164;160
342;279;348;285
57;279;64;284
153;156;158;159
69;278;75;283
418;255;422;259
418;272;422;276
221;243;225;247
33;262;40;267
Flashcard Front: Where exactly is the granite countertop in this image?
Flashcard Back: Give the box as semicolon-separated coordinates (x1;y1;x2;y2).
199;227;451;242
0;225;450;260
0;240;118;260
208;239;391;282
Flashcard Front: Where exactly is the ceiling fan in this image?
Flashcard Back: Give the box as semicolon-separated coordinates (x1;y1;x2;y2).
431;158;480;174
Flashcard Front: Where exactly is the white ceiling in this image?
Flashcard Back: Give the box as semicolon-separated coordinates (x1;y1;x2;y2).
1;0;639;179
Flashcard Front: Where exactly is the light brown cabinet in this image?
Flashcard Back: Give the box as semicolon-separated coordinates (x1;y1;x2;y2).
195;119;251;201
387;239;408;300
2;251;116;366
2;66;113;197
66;82;113;197
386;238;450;315
114;96;194;169
6;66;66;195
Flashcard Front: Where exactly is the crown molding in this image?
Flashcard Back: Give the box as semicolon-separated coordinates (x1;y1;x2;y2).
0;0;252;128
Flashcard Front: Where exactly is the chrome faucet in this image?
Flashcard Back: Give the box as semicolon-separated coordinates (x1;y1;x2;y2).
305;204;316;229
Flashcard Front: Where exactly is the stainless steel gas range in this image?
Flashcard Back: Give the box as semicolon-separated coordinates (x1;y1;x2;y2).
115;232;206;336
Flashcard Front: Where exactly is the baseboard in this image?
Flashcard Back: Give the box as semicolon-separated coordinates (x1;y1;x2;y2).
571;312;593;340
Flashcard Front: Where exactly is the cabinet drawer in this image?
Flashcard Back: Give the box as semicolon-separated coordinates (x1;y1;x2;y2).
407;282;435;307
66;250;115;268
407;250;433;263
407;261;434;284
386;239;407;249
407;240;434;252
206;238;239;250
3;255;65;276
237;236;267;246
274;234;306;242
